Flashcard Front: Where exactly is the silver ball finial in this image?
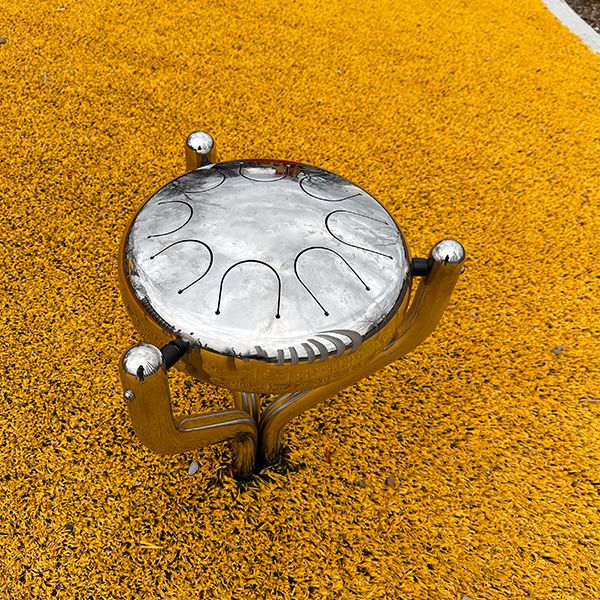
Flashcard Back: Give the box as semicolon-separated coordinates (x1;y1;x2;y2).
123;344;163;381
187;131;214;154
185;131;217;171
431;239;465;265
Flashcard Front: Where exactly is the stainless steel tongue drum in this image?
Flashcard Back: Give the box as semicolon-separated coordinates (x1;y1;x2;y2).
118;132;465;478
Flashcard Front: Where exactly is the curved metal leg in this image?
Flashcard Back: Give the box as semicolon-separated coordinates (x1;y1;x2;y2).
120;344;257;478
232;391;262;422
260;240;465;465
260;391;311;465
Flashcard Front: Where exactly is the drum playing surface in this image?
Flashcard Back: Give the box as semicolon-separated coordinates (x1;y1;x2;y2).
123;160;409;363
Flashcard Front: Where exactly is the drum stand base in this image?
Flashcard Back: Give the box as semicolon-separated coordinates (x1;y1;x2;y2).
119;240;465;479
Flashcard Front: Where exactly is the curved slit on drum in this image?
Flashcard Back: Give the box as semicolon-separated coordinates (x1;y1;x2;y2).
319;329;363;352
172;169;226;194
149;239;214;294
316;333;346;357
215;259;282;319
324;209;395;259
307;338;330;361
146;200;193;238
301;342;316;363
299;175;362;202
293;246;371;316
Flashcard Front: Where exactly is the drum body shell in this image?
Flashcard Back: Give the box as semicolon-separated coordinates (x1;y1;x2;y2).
119;159;413;394
119;270;411;394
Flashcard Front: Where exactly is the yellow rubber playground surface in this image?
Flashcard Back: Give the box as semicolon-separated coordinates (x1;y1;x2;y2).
1;0;599;597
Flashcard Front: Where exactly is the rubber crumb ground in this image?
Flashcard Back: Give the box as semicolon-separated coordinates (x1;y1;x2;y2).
0;1;599;598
